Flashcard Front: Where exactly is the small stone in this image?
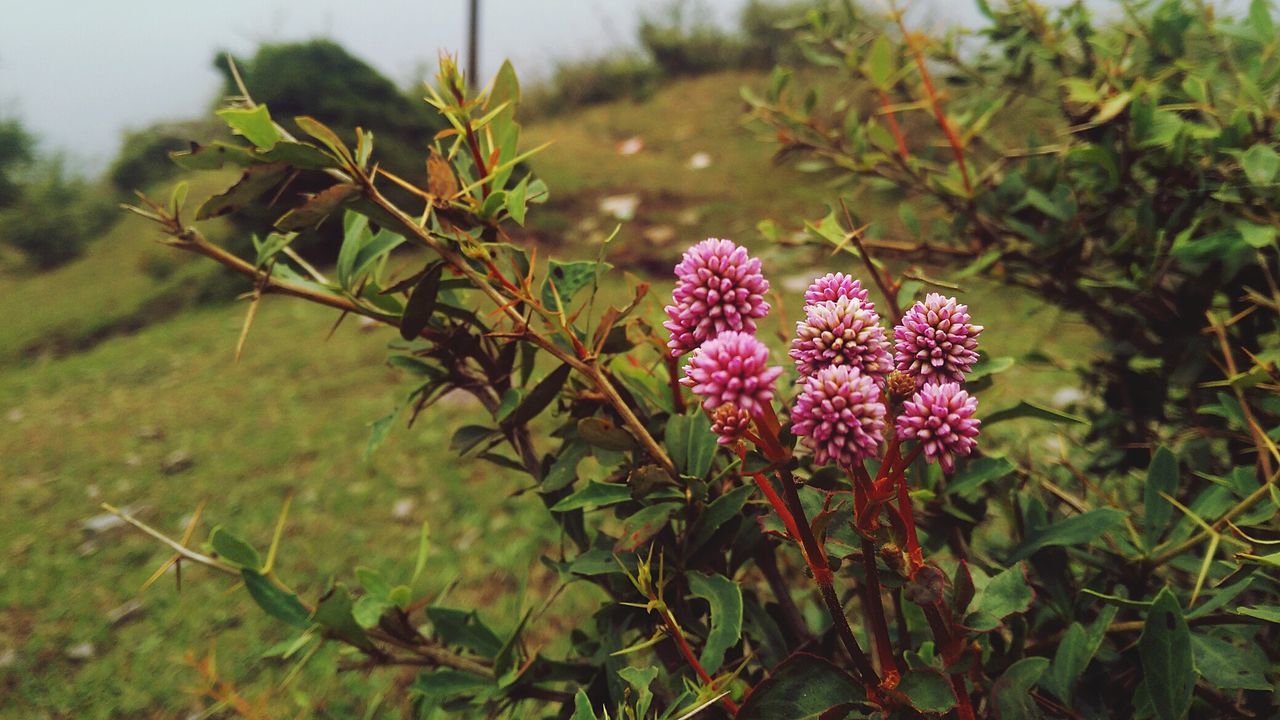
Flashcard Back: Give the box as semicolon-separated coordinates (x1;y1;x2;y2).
675;208;702;226
641;224;677;246
81;512;126;536
107;599;146;628
0;648;16;669
598;194;639;221
123;453;142;468
392;497;416;521
77;540;99;557
85;484;101;500
616;136;644;156
687;151;712;169
5;408;23;423
1051;386;1086;408
137;425;164;441
160;450;194;475
65;642;95;661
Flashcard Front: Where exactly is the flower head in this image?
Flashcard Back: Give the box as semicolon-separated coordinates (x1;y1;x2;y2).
895;382;980;473
791;365;886;469
664;238;771;357
790;296;892;380
681;331;783;436
894;293;983;387
804;272;870;307
710;404;753;446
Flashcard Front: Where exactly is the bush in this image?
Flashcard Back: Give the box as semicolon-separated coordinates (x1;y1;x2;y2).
207;39;447;262
747;0;1280;469
111;36;1280;718
0;158;108;269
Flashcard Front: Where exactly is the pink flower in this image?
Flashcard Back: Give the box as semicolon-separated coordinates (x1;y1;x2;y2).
895;382;980;473
804;272;870;307
664;238;771;357
710;405;753;446
681;331;783;443
894;293;983;387
791;365;886;469
789;297;892;381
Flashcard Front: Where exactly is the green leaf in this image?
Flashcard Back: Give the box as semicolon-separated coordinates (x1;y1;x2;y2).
1191;632;1273;691
365;406;401;460
450;425;499;456
965;564;1033;631
1241;143;1279;186
687;484;755;556
572;689;599;720
505;363;571;428
169;141;258;170
209;526;262;570
617;666;658;718
426;607;503;656
687;572;743;674
541;259;607;312
350;229;405;284
1041;605;1116;703
312;584;375;651
1236;220;1277;249
1144;447;1179;549
613;503;677;553
900;668;956;714
352;595;392;628
242;570;310;628
947;456;1016;498
864;34;896;88
216;105;280;150
410;668;494;703
1140;588;1194;720
549;482;634;512
543;443;589;492
399;264;443;341
411;519;431;586
355;567;391;598
295;116;350;160
1235;604;1280;623
276;183;360;232
984;400;1086;427
992;657;1049;720
1008;508;1127;562
196;162;289;221
665;411;719;479
736;653;864;720
505;176;530;225
577;417;637;451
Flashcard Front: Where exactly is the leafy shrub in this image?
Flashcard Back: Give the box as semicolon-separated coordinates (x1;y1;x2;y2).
0;157;109;269
205;40;447;262
109;9;1280;720
0;118;34;209
745;0;1280;470
528;54;661;114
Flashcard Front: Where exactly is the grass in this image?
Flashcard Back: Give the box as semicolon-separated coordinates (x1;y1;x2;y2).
0;69;1096;718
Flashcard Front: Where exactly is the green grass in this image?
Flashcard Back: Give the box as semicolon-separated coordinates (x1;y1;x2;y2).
0;69;1096;718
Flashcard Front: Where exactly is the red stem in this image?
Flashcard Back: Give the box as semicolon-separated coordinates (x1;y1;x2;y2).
895;16;972;195
893;444;926;573
876;89;911;161
664;355;687;414
861;538;902;687
660;607;739;714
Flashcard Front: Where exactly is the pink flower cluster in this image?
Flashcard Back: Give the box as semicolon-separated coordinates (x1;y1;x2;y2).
664;238;771;358
663;241;985;471
666;240;780;444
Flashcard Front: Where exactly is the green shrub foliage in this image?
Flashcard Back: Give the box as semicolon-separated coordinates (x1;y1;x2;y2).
745;0;1280;470
114;3;1280;718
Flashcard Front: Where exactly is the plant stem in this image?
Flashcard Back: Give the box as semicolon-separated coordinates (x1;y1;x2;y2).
861;538;902;686
775;466;880;687
659;606;739;714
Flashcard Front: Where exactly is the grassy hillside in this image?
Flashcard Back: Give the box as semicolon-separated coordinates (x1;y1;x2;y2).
0;70;1094;718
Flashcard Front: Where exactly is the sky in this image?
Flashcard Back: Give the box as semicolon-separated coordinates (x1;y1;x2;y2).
0;0;987;172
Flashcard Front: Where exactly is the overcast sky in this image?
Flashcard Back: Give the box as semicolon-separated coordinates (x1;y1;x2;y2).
1;1;989;172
